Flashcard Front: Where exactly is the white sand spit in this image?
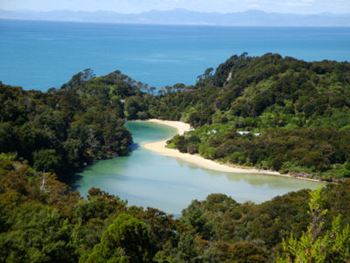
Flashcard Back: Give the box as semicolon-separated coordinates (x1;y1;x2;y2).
142;119;280;175
140;119;321;182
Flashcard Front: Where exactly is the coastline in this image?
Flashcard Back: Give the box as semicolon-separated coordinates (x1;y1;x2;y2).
141;119;322;182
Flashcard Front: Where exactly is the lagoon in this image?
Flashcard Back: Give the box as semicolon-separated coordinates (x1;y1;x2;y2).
74;121;322;215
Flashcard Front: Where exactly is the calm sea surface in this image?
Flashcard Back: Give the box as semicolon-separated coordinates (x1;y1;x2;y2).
74;122;322;215
1;19;350;90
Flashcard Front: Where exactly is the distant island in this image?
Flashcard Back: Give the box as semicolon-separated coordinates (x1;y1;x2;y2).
1;8;350;27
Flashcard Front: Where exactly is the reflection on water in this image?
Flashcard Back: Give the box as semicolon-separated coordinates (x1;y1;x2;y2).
74;121;322;215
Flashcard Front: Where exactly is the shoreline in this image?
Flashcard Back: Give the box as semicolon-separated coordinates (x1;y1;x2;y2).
141;119;322;183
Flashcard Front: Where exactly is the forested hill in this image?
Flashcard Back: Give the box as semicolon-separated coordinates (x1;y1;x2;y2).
150;53;350;129
1;53;350;180
0;69;151;179
144;53;350;180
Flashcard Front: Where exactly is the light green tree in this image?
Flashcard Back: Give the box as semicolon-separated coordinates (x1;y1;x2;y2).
276;188;350;263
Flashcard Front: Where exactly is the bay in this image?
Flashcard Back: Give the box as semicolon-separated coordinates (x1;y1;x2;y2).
1;19;350;90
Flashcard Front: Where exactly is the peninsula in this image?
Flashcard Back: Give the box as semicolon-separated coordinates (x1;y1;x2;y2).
143;119;280;175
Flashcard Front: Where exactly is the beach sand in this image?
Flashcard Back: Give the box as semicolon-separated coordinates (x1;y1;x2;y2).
142;119;281;175
141;119;322;183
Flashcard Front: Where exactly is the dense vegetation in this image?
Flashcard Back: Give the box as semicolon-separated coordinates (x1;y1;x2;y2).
0;69;155;179
0;154;349;262
143;53;350;180
2;53;349;180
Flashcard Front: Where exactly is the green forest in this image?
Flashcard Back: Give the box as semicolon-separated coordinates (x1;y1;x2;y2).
147;53;350;180
1;53;350;262
0;69;139;180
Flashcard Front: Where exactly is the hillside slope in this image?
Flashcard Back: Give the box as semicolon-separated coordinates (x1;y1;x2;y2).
0;69;149;179
146;54;350;180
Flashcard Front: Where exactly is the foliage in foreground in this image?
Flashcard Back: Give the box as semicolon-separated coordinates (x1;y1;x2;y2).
277;189;350;262
0;154;349;262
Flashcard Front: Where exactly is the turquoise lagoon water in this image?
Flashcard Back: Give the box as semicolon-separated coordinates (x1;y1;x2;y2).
0;20;350;90
74;122;322;215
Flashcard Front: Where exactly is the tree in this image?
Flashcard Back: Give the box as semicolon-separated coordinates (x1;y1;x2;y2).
83;214;155;263
0;202;76;263
277;188;350;263
33;149;62;173
124;96;145;120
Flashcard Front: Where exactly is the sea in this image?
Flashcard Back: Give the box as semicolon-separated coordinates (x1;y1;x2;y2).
0;19;350;90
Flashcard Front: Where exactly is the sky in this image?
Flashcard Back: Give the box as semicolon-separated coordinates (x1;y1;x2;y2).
0;0;350;14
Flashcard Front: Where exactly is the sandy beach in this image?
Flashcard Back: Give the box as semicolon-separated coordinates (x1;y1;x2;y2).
141;119;323;183
143;119;191;136
142;119;282;176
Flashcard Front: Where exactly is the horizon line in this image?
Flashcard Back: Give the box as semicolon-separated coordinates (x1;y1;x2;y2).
1;8;350;16
2;18;350;28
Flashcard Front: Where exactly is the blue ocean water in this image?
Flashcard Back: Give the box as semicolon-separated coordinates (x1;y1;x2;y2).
0;19;350;90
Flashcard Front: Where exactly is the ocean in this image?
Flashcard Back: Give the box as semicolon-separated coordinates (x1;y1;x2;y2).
1;19;350;90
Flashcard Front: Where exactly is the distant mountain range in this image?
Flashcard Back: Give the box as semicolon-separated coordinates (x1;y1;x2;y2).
1;9;350;27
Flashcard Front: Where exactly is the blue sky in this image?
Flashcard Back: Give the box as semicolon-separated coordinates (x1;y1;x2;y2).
1;0;349;14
